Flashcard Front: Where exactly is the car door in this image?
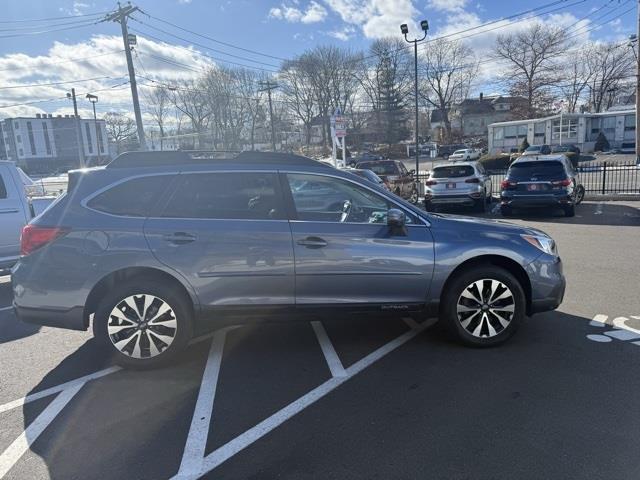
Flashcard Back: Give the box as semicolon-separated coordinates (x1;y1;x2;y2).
144;171;295;309
0;165;29;267
283;172;434;307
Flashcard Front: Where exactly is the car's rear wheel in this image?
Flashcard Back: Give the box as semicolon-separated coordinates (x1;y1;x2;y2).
409;188;419;204
575;186;585;205
473;195;486;212
564;204;575;217
500;205;512;216
93;278;193;369
441;266;525;347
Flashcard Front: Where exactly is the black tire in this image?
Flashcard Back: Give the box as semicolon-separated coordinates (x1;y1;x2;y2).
424;199;433;211
500;205;512;216
564;204;575;217
93;277;194;369
409;188;419;204
473;196;486;213
440;265;525;347
574;186;585;205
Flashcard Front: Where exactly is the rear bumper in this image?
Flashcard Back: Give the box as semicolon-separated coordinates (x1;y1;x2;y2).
501;192;572;208
13;302;87;331
426;194;480;206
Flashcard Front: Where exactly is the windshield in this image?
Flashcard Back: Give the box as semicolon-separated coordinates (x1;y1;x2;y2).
356;161;397;175
525;146;542;152
552;145;569;152
431;166;475;178
453;150;466;155
508;161;566;180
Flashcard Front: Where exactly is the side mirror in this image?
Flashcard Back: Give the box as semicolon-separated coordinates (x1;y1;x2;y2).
387;208;406;231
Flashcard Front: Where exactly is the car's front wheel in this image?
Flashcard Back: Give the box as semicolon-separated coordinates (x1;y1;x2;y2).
93;278;193;369
409;188;419;204
441;266;525;347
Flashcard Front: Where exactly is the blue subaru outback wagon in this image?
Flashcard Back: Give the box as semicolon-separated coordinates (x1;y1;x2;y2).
12;152;565;368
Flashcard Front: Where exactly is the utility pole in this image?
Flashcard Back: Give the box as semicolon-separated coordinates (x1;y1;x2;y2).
104;2;147;150
636;0;640;165
66;88;85;168
258;80;278;151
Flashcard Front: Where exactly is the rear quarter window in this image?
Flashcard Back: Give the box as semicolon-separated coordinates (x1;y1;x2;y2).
87;175;172;217
0;176;6;199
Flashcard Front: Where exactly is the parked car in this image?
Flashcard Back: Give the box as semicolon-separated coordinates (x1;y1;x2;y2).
355;159;418;203
345;168;390;190
522;144;552;156
437;144;466;159
550;144;580;167
500;154;585;217
424;162;492;212
0;161;54;270
12;151;565;369
349;151;384;166
448;148;481;161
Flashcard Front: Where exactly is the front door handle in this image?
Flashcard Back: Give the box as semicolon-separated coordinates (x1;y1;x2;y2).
0;208;19;214
297;236;328;248
163;232;197;245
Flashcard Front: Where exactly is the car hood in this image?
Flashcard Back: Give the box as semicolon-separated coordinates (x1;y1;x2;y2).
427;212;548;237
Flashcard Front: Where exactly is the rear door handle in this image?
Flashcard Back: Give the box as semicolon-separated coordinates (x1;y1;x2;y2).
0;208;19;214
297;236;328;248
163;232;197;245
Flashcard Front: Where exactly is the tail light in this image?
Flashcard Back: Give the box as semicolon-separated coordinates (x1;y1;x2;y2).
20;225;69;256
552;178;572;187
425;180;438;186
465;178;480;183
501;179;516;190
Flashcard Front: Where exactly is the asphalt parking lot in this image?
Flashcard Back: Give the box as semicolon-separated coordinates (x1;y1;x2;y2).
1;200;639;480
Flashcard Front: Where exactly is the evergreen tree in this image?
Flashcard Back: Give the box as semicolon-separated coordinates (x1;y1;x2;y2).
594;131;610;152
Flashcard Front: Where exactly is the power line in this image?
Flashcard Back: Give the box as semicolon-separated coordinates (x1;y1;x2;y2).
0;82;130;110
0;17;109;32
0;75;127;91
0;11;108;24
0;20;100;39
0;50;124;73
138;12;288;62
129;18;282;68
128;27;279;72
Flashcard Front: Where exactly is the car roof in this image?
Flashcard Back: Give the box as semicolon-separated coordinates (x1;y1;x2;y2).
433;161;477;168
511;154;568;165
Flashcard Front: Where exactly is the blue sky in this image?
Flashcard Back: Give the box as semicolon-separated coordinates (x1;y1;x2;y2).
0;0;635;120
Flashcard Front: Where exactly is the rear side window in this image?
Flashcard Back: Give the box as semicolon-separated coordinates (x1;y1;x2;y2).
87;175;171;217
161;172;284;220
356;161;398;175
508;161;566;180
431;166;475;178
0;176;6;199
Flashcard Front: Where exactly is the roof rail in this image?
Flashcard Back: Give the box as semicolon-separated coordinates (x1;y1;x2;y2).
105;150;330;169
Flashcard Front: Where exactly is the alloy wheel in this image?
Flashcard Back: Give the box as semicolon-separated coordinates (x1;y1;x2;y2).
456;279;515;338
410;189;419;204
107;294;178;359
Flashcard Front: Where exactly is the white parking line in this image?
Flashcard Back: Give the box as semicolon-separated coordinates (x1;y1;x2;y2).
192;320;432;479
0;306;12;312
0;366;121;414
594;202;604;215
311;321;346;378
0;383;84;479
175;327;235;479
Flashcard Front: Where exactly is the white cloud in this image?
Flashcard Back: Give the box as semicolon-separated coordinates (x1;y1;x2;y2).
427;0;467;13
323;0;419;39
269;1;328;23
327;26;356;41
59;1;92;16
0;35;214;120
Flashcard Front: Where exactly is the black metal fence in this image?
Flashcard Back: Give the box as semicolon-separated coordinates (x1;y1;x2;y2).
417;161;640;195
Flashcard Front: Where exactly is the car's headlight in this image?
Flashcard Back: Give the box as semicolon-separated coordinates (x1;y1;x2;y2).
521;234;557;256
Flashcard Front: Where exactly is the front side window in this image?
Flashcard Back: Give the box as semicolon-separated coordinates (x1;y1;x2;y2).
287;173;414;224
162;172;284;220
87;175;171;217
0;176;7;199
357;161;398;176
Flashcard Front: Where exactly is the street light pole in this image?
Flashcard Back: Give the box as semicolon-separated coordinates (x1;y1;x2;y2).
401;20;429;179
86;94;100;166
66;88;85;168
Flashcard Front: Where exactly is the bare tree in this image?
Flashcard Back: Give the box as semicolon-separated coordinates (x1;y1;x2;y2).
169;78;212;148
494;23;569;117
104;112;137;154
587;42;634;112
144;86;170;150
420;38;477;143
280;59;317;146
560;44;594;113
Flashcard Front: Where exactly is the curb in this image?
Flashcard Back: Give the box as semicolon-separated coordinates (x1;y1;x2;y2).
584;194;640;201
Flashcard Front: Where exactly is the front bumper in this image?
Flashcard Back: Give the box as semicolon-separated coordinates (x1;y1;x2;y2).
525;254;566;315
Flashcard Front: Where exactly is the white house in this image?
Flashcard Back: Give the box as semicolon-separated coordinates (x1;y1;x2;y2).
488;109;636;154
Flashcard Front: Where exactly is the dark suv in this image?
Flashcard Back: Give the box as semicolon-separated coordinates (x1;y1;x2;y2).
500;154;585;217
13;151;566;368
354;159;418;203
